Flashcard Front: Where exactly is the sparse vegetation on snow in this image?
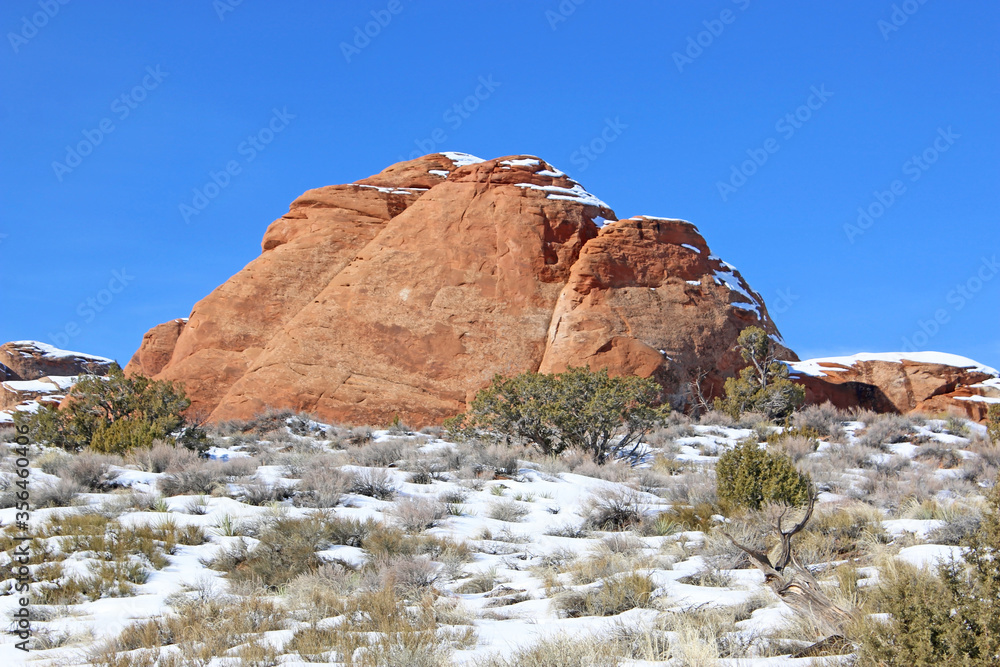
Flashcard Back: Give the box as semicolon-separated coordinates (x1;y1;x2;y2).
1;402;998;665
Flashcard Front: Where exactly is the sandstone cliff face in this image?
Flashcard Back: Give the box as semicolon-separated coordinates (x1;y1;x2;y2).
539;216;793;400
790;353;1000;422
129;153;791;425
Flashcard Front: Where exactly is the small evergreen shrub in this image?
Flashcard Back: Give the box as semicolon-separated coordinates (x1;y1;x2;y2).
988;403;1000;445
857;484;1000;666
715;440;812;510
14;363;192;453
447;367;669;464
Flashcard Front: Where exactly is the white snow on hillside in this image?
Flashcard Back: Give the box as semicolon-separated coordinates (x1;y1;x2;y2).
790;352;999;377
0;411;993;665
6;341;113;364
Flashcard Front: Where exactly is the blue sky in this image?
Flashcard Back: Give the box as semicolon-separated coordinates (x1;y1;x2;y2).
2;0;997;369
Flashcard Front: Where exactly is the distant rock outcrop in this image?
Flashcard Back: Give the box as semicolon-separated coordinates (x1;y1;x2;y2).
789;352;1000;422
0;341;113;412
129;153;791;426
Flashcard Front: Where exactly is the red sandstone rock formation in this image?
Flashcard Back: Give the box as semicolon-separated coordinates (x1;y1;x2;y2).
789;353;1000;422
0;341;113;412
127;153;793;426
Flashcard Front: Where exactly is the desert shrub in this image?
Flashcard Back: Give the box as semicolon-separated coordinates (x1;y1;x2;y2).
371;554;441;593
488;499;530;523
128;440;198;473
35;449;71;475
61;451;122;490
31;478;84;508
857;485;1000;666
351;468;398;499
391;497;448;532
792;402;842;436
352;438;407;467
157;460;228;496
858;413;914;449
989;403;1000;444
295;457;352;508
456;568;503;594
239;480;293;505
767;428;820;463
715;440;811;510
213;515;332;588
14;364;191;453
585;488;645;531
928;512;982;546
715;326;805;422
448;367;669;464
471;444;522;479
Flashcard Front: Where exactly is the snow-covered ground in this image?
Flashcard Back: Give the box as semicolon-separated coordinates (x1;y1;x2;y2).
0;411;994;666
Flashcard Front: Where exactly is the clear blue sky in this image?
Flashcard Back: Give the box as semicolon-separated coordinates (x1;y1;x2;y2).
2;1;997;369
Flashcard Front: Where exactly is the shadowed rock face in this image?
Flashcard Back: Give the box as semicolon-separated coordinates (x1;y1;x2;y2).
127;153;791;426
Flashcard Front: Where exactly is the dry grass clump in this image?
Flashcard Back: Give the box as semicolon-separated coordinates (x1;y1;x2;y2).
212;512;468;591
287;585;472;666
456;567;503;594
474;633;621;667
666;500;721;532
91;592;286;665
488;499;531;522
16;512;205;604
551;571;656;617
794;503;886;564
